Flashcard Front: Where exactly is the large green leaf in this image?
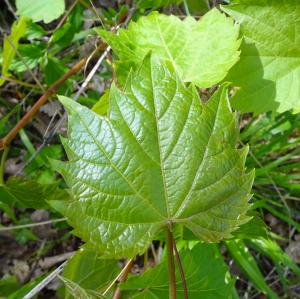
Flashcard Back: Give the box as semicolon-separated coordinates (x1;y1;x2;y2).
16;0;65;24
56;55;253;258
121;243;234;298
98;9;240;87
222;0;300;114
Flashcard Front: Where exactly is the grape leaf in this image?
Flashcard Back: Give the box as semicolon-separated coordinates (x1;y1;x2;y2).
222;0;300;114
121;243;234;299
55;55;254;258
98;9;240;87
16;0;65;24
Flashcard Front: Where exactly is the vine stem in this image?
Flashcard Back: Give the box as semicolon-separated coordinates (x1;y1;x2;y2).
167;227;176;299
173;239;188;299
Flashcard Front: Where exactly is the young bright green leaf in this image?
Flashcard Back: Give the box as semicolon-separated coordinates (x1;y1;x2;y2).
16;0;65;24
63;248;119;299
222;0;300;114
0;16;28;86
98;9;240;87
56;55;253;258
121;243;234;298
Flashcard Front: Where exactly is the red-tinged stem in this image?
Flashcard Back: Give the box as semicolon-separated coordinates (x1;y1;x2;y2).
173;238;188;299
167;227;176;299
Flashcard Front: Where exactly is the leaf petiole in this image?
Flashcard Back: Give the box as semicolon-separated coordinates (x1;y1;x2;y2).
167;227;176;299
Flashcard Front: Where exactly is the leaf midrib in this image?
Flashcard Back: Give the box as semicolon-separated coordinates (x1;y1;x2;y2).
149;60;171;219
74;111;165;220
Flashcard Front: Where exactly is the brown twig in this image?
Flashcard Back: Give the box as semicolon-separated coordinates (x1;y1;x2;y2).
0;8;133;151
0;50;96;150
112;259;134;299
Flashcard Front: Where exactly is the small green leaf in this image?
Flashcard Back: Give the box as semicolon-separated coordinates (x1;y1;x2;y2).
92;90;110;116
57;55;253;258
98;9;240;87
1;177;68;209
121;243;235;298
16;0;65;24
50;3;84;49
231;211;268;239
63;248;119;299
136;0;182;9
25;20;47;39
222;0;300;113
44;56;70;93
185;0;210;14
10;43;46;72
0;16;29;85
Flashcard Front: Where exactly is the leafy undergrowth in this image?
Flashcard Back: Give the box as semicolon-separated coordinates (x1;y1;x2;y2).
0;1;300;299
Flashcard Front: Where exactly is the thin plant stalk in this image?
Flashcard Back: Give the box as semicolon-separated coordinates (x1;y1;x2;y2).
0;147;9;185
144;248;148;272
112;259;134;299
173;239;188;299
166;227;176;299
102;258;133;296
